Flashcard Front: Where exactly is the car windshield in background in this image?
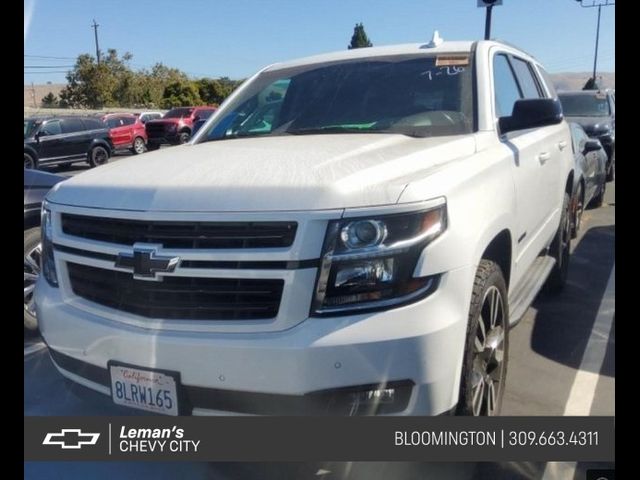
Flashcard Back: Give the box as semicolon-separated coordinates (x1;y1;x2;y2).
198;54;474;142
559;93;610;117
164;108;194;118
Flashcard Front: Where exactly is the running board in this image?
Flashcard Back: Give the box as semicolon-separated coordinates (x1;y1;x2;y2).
508;255;556;326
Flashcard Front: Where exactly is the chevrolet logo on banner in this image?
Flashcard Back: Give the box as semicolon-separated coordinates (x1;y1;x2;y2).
43;429;100;449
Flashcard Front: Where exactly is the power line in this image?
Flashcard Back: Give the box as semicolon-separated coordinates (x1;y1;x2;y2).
23;71;69;74
24;65;74;69
24;54;76;60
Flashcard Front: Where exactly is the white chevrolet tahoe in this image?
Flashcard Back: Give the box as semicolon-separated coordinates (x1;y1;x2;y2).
36;39;574;417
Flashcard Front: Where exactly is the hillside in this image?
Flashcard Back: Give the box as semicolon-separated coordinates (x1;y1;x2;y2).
551;72;615;91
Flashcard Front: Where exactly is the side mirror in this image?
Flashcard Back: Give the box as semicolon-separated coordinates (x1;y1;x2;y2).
583;139;602;153
499;98;563;135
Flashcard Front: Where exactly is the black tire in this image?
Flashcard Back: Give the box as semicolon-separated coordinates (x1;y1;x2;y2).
178;131;191;144
456;260;509;416
24;152;37;170
571;182;583;239
88;145;110;167
606;151;615;182
24;227;41;332
131;136;146;155
589;181;606;209
147;142;160;151
545;192;571;294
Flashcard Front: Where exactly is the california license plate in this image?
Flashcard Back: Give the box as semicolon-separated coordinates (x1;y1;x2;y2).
109;363;179;416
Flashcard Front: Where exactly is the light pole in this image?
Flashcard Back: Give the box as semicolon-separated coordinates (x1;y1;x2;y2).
575;0;615;87
478;0;503;40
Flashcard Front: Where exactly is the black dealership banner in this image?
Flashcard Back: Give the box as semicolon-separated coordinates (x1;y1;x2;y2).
24;416;614;462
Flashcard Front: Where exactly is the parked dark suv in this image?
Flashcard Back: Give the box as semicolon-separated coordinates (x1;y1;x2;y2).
558;90;615;181
24;116;113;170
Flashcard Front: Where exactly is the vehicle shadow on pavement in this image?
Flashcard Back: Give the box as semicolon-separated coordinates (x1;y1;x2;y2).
529;225;614;376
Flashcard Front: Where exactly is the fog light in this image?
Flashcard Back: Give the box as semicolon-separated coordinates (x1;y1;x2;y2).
348;388;396;415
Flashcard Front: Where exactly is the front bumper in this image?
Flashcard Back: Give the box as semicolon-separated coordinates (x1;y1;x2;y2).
147;134;180;145
36;264;474;416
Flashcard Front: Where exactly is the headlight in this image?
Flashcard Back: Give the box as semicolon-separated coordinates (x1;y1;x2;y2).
312;202;446;315
41;203;58;287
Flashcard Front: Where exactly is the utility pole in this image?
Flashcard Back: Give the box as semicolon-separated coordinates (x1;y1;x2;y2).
575;1;615;86
31;81;37;108
92;19;101;64
477;1;502;40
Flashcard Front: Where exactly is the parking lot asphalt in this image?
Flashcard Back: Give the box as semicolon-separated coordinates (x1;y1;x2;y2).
25;152;615;479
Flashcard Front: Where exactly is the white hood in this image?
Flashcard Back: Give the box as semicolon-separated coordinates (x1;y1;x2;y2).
48;134;476;212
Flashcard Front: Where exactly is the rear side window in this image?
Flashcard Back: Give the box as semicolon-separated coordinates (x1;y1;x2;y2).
105;118;122;128
511;58;542;99
121;117;136;126
61;118;86;134
41;120;61;136
493;54;522;118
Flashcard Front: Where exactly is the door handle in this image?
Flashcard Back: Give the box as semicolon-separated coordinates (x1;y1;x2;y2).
537;152;551;164
558;140;568;151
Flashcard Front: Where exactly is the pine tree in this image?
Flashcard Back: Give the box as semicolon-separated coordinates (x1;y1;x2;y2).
41;92;58;108
348;23;373;49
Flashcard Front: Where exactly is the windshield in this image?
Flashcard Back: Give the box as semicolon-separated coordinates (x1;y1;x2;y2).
197;54;474;142
164;108;194;118
559;93;610;117
24;119;40;138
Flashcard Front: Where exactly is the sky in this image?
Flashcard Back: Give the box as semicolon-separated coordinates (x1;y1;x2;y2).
24;0;615;84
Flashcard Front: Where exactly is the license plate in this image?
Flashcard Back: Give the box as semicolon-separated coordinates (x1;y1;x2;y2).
109;363;179;416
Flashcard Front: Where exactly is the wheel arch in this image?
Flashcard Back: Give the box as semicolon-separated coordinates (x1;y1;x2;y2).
479;229;513;289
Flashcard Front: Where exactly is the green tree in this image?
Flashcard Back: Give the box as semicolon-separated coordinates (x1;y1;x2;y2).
348;23;372;49
161;80;202;108
60;50;134;108
41;92;58;108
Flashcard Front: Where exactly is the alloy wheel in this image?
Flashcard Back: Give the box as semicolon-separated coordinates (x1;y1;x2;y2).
24;243;41;318
134;137;146;154
471;285;506;416
24;154;35;169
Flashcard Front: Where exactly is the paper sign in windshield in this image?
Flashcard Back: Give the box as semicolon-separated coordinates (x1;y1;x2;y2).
436;55;470;67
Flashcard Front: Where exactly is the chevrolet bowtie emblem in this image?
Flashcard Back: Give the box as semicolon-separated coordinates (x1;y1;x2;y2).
43;429;100;449
115;244;180;281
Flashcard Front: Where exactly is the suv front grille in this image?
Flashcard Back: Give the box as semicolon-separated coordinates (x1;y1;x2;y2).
68;263;284;320
145;123;170;137
61;214;297;249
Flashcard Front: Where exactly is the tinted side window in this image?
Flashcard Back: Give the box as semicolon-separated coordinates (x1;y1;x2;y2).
105;118;122;128
41;120;61;136
84;118;107;130
493;54;522;118
61;118;86;133
121;117;136;126
511;58;542;99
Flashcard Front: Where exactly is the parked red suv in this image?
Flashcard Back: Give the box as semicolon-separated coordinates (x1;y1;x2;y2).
102;113;148;155
145;106;216;150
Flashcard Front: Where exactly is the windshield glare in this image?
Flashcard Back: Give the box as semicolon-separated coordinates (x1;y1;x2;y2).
164;108;194;119
559;94;610;117
197;55;474;142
